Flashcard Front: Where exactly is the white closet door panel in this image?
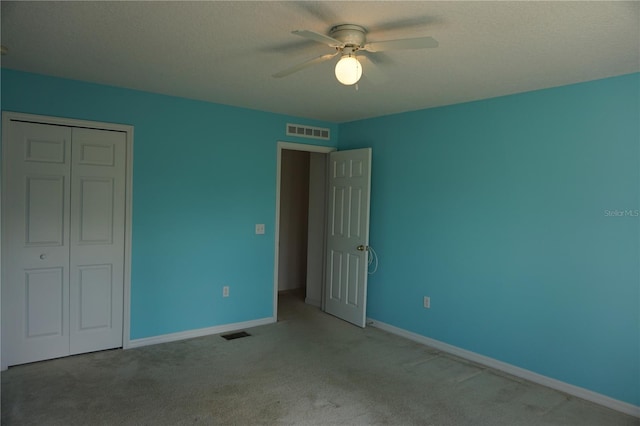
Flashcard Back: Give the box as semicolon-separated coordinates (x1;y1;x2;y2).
25;176;66;245
78;177;115;244
77;264;113;330
69;128;125;354
2;122;72;365
25;268;65;338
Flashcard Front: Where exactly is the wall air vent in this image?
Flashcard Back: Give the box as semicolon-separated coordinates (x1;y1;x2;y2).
286;123;330;141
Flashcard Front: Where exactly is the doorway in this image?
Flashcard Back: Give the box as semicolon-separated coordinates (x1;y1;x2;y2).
273;142;373;327
273;142;335;319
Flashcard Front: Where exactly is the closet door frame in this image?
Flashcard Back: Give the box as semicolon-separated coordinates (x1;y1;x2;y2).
1;111;134;369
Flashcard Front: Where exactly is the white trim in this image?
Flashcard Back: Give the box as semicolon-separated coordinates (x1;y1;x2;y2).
277;141;337;153
0;111;134;364
127;317;274;348
1;112;133;133
122;128;134;349
368;318;640;418
273;142;336;321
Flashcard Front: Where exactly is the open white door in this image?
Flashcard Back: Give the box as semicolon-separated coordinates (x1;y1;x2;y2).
323;148;372;327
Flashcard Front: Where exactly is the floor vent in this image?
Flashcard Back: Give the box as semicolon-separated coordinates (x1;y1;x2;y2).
286;123;330;140
221;331;251;340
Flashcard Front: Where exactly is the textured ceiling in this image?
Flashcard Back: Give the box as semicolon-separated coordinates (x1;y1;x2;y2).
1;1;638;123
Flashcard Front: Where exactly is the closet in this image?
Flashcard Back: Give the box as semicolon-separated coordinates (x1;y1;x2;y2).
2;116;129;367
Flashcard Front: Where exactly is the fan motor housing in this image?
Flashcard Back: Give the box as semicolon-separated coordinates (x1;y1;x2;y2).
330;24;366;47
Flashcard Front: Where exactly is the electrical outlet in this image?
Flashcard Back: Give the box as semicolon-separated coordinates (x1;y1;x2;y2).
423;296;430;309
223;286;230;298
255;224;265;234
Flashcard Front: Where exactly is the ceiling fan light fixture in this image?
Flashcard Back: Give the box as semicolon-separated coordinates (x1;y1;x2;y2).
334;54;362;86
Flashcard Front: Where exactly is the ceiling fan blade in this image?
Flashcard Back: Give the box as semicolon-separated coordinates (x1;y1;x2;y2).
289;2;338;26
369;16;436;33
359;56;387;85
292;30;343;47
272;52;339;78
363;36;439;53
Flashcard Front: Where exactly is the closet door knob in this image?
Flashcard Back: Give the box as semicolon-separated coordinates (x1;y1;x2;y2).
40;254;46;260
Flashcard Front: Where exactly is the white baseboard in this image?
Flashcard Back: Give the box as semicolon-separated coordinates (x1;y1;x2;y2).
126;317;275;349
368;318;640;418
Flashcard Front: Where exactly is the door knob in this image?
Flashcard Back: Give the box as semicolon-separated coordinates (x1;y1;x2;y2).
39;254;46;260
357;245;366;251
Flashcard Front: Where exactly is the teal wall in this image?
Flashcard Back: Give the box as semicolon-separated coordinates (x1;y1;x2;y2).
2;69;638;407
0;69;338;339
339;73;640;406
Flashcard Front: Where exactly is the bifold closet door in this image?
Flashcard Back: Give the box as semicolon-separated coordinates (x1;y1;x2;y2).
2;121;126;366
69;127;125;355
3;122;73;365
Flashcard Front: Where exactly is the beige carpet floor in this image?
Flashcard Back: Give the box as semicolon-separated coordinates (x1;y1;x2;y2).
2;291;638;425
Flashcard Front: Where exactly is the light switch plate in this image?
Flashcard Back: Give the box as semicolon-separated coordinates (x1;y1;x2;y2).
423;296;431;309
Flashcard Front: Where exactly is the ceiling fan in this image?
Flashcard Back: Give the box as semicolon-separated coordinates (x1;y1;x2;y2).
272;24;438;86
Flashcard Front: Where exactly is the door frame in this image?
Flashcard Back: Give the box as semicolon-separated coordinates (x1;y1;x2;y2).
273;141;335;320
1;112;134;369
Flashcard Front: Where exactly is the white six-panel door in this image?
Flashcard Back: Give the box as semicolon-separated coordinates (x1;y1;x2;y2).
69;128;126;355
2;120;126;366
3;122;73;364
323;148;372;328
